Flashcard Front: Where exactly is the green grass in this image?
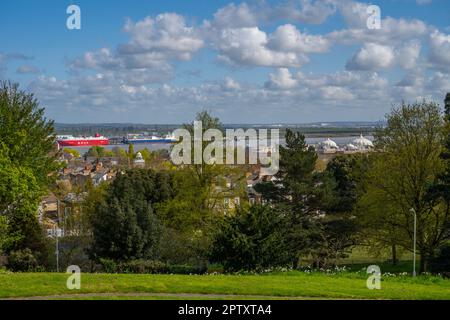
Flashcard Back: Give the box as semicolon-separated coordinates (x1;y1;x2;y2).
1;271;450;300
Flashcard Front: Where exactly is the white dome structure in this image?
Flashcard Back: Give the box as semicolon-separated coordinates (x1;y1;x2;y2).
134;152;145;167
346;143;358;151
321;138;338;149
352;134;374;149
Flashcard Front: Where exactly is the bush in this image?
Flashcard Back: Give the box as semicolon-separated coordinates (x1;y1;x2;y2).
210;205;291;272
167;264;207;275
7;249;38;272
430;245;450;275
99;258;117;273
117;260;168;274
97;258;206;274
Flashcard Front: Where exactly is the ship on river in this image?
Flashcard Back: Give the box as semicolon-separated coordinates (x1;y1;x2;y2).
122;133;177;144
56;133;109;147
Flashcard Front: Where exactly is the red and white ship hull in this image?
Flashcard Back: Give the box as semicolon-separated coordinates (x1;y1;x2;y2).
56;134;109;147
57;139;109;147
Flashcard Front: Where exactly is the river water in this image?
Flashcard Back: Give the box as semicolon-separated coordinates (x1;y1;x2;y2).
70;135;374;154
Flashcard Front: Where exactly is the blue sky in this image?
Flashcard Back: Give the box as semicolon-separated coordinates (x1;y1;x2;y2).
1;0;450;123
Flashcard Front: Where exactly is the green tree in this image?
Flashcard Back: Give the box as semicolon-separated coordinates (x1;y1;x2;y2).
89;169;173;261
210;205;291;272
0;215;8;253
360;101;447;273
127;144;135;164
256;129;324;268
63;148;80;158
0;81;57;259
85;146;114;158
309;155;365;267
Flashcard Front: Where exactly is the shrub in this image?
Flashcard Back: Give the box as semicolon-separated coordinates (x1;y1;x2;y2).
210;205;291;272
99;258;117;273
167;264;207;275
7;249;38;272
430;245;450;275
117;260;168;274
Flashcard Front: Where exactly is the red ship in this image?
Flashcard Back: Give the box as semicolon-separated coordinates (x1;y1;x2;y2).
56;133;109;147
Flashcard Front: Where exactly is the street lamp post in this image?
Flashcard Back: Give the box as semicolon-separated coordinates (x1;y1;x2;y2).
410;208;417;277
55;228;59;273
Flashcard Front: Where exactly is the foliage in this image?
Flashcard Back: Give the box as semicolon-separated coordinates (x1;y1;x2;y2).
89;169;174;261
0;215;7;253
0;81;57;257
358;101;448;273
210;205;291;272
7;248;38;272
63;148;80;158
85;146;114;158
429;244;450;274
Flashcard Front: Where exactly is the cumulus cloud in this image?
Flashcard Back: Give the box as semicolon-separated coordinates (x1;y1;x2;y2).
210;24;330;68
397;41;421;70
213;27;309;67
269;0;337;25
68;13;202;85
268;24;330;54
120;13;203;61
346;43;395;71
265;68;298;90
328;17;429;46
211;3;258;28
429;31;450;72
223;77;241;90
14;0;450;123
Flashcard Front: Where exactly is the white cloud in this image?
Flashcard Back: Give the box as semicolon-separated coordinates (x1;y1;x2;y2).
223;77;241;90
210;24;330;68
328;17;428;45
429;31;450;72
211;3;258;28
269;0;337;25
397;41;421;70
346;43;395;71
268;24;330;54
266;68;298;90
214;27;309;67
337;0;369;28
120;13;204;61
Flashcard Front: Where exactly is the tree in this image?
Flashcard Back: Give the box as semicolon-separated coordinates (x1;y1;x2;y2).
0;215;7;253
311;155;365;267
89;169;173;261
255;129;326;268
210;205;291;272
85;146;114;158
127;144;135;165
0;81;57;258
63;148;80;158
360;101;448;273
426;93;450;271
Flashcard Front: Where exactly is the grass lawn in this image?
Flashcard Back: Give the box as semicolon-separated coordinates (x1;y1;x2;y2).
1;271;450;300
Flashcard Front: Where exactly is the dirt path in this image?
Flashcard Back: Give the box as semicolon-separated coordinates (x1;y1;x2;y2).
3;292;318;300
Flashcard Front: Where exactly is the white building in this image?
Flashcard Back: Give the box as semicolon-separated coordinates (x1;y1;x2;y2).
352;134;374;150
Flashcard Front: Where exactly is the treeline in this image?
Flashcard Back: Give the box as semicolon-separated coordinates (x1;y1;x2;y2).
1;80;450;274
